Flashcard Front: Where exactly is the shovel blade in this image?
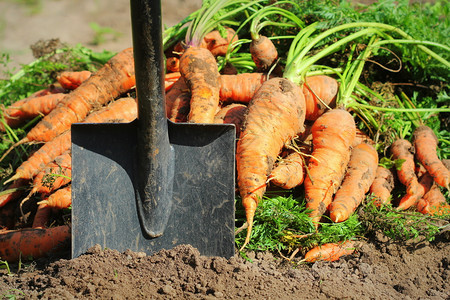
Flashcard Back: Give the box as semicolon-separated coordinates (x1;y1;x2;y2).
71;121;236;258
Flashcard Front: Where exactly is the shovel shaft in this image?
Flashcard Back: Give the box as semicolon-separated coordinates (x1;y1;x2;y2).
130;0;174;237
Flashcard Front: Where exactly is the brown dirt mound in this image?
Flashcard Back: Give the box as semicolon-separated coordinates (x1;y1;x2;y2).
1;233;449;299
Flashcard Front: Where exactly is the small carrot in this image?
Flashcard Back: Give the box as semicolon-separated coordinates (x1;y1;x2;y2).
303;240;355;263
164;72;182;91
200;27;238;57
27;150;72;197
369;165;395;206
250;35;278;72
37;185;72;209
304;109;356;228
236;77;306;249
31;203;52;229
219;73;270;105
5;97;137;183
390;139;420;196
269;150;307;190
0;225;70;262
416;182;447;215
302;75;339;121
213;103;247;138
413;125;449;189
166;57;180;73
56;70;92;90
168;92;191;123
329;143;379;223
397;171;434;211
165;77;189;118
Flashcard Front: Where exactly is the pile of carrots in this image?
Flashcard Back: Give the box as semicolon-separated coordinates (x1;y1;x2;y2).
0;0;449;263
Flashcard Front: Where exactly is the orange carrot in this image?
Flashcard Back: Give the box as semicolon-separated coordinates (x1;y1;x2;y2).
56;70;92;90
413;125;449;189
12;93;66;118
390;139;420;196
166;57;180;73
269;151;306;190
329;143;379;222
236;77;306;248
168;92;191;123
165;71;181;91
397;171;434;211
369;165;395;206
304;109;356;228
5;97;137;183
302;75;338;121
17;48;135;146
31;203;52;229
303;240;355;263
27;150;72;197
219;73;269;104
0;225;70;262
250;35;278;72
416;182;447;215
0;87;65;131
179;46;221;123
213;103;247;138
200;27;238;57
165;77;189;118
37;185;72;209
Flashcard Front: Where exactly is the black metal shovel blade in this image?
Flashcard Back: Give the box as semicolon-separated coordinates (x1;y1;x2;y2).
71;120;236;258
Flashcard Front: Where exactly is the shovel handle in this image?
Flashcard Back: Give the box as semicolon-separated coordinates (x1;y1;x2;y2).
130;0;174;237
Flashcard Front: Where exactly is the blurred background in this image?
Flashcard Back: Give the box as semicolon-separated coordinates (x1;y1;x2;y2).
0;0;202;72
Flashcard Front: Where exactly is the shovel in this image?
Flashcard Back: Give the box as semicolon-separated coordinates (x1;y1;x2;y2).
71;0;236;259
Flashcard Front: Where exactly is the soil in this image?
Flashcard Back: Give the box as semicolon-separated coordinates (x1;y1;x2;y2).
1;0;449;299
0;232;449;299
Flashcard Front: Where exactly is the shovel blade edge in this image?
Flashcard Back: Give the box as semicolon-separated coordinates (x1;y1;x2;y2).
71;121;236;258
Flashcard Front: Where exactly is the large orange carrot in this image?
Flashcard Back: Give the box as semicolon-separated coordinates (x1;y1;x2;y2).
213;103;247;138
56;70;92;90
37;185;72;209
0;225;70;262
5;97;137;183
369;165;395;206
179;46;220;123
304;109;356;228
302;75;338;121
303;240;355;263
329;143;379;222
413;125;449;189
236;77;306;248
219;73;270;104
17;48;135;146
